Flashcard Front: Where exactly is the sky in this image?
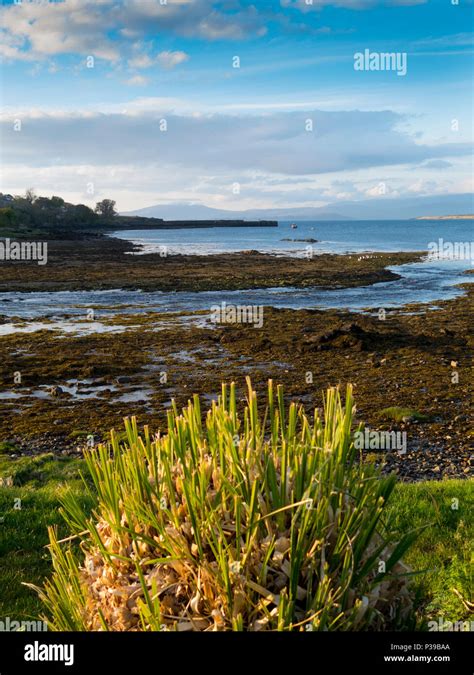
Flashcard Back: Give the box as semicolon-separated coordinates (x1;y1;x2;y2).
0;0;473;215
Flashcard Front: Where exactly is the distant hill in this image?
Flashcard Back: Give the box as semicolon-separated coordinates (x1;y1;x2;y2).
124;193;474;221
415;214;474;220
122;203;352;221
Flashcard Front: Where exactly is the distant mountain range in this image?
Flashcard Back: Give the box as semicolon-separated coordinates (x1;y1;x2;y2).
123;193;473;221
123;203;352;221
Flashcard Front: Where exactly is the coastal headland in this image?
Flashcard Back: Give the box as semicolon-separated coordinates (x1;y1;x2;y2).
109;215;278;229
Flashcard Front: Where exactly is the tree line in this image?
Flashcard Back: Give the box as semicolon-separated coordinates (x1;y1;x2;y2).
0;189;118;230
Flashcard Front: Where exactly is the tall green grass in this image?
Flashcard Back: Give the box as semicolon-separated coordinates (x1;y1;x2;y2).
30;379;417;631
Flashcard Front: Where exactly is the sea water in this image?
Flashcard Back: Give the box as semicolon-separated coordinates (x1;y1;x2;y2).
112;219;474;257
1;220;472;331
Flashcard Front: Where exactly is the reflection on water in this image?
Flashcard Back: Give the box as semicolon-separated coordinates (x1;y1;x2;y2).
0;259;472;335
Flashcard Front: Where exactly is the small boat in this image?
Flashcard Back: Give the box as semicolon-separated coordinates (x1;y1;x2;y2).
290;223;297;229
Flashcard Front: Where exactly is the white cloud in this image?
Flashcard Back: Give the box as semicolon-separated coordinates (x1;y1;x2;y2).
414;32;474;48
280;0;427;9
0;0;267;63
128;50;189;70
127;54;154;69
365;184;392;197
0;0;120;62
407;180;436;194
2;159;471;213
156;50;189;69
421;159;452;169
124;75;150;86
1;107;470;176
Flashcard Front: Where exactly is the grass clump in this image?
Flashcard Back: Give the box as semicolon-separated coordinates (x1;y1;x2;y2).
31;379;418;631
0;441;18;455
378;407;428;423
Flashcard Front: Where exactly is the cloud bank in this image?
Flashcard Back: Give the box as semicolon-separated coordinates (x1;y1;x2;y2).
2;108;470;174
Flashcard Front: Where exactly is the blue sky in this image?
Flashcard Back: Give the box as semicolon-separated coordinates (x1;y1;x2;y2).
0;0;472;213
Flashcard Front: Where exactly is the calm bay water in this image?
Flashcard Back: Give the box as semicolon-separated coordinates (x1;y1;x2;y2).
112;219;474;256
0;220;472;330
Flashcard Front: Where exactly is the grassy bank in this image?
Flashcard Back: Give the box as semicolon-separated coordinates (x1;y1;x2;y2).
0;437;471;628
0;452;93;620
385;479;473;623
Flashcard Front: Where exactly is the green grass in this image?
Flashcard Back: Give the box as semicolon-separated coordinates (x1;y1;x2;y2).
378;407;429;423
387;480;473;626
0;441;18;455
0;453;93;620
0;397;471;629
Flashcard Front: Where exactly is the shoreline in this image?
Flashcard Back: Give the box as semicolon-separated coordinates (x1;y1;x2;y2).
0;232;472;483
415;215;474;220
0;284;472;482
0;233;423;293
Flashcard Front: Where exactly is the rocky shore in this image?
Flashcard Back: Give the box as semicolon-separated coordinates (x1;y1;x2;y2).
0;233;421;292
0;234;472;482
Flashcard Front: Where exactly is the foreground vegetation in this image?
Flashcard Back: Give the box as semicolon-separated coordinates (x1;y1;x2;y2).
0;452;92;619
0;383;471;629
385;480;472;623
29;381;418;631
